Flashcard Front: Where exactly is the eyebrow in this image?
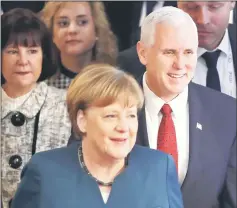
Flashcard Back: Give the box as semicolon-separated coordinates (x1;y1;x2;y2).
161;49;176;52
57;14;88;19
161;48;194;52
208;2;224;6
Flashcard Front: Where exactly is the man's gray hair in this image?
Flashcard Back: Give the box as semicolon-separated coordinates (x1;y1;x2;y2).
140;6;197;46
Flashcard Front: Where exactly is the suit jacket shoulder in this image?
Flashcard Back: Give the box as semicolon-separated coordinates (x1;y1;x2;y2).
117;46;145;78
190;82;236;116
131;144;169;165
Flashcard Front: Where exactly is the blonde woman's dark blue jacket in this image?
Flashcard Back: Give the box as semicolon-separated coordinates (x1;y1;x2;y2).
11;142;183;208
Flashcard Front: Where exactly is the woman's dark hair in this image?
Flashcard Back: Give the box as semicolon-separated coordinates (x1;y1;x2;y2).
1;8;58;84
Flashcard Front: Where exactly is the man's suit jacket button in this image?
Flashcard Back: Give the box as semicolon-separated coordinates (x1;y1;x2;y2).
11;112;25;126
9;155;23;169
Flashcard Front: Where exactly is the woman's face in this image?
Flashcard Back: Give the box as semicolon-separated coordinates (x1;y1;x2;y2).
2;45;43;88
77;100;138;160
53;2;96;57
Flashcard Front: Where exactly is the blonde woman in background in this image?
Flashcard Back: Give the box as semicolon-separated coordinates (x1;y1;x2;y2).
40;1;118;89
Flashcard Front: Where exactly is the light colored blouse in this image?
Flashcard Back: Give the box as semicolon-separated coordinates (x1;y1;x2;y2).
101;190;110;204
2;86;34;111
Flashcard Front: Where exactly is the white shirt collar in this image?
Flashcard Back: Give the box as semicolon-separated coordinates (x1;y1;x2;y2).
197;29;229;58
143;73;188;119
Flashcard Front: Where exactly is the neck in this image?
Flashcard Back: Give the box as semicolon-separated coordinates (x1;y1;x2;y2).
82;139;125;184
2;83;36;98
60;51;93;74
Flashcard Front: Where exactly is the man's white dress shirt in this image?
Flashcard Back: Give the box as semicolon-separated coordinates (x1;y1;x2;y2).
143;74;189;184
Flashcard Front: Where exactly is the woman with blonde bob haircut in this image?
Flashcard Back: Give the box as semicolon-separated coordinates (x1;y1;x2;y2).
40;1;118;89
12;64;183;208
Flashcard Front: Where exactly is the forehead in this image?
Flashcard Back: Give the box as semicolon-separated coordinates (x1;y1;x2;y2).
179;1;228;7
154;23;198;49
87;101;137;114
55;2;91;18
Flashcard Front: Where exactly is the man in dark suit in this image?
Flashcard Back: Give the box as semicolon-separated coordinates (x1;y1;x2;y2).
178;1;236;97
118;1;236;98
128;6;236;208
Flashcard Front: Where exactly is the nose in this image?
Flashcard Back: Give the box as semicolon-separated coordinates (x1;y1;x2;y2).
18;51;28;66
116;117;129;133
68;22;78;34
173;54;185;70
196;7;210;25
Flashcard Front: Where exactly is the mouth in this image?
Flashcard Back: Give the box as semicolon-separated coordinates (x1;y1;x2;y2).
110;138;128;143
167;73;186;79
198;31;213;35
65;40;82;44
15;72;31;75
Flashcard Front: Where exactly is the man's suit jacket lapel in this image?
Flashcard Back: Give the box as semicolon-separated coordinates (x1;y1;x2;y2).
136;76;149;146
181;83;204;193
228;24;236;81
137;106;150;146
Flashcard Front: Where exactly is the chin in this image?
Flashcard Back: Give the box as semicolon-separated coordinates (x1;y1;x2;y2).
198;40;210;49
65;47;84;55
109;150;130;160
172;88;185;95
17;81;35;89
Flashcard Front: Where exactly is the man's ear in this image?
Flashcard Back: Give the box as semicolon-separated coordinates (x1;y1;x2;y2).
76;110;87;134
137;41;148;66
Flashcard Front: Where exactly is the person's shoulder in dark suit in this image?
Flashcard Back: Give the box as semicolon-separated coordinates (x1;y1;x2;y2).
117;45;145;79
192;81;236;108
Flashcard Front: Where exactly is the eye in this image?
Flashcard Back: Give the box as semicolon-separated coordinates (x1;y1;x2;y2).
28;49;38;54
128;114;137;119
105;114;117;118
209;4;222;10
57;20;70;27
76;19;89;26
6;49;18;54
164;50;175;55
185;50;194;55
186;4;198;11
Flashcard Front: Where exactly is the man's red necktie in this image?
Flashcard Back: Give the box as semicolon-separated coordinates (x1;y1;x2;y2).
157;104;178;171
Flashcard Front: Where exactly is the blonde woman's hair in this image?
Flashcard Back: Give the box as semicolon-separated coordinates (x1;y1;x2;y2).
40;1;118;65
67;63;144;137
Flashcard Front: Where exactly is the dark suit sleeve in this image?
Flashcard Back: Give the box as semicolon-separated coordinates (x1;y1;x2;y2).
11;160;41;208
166;155;184;208
220;137;237;208
117;50;130;71
117;46;145;79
